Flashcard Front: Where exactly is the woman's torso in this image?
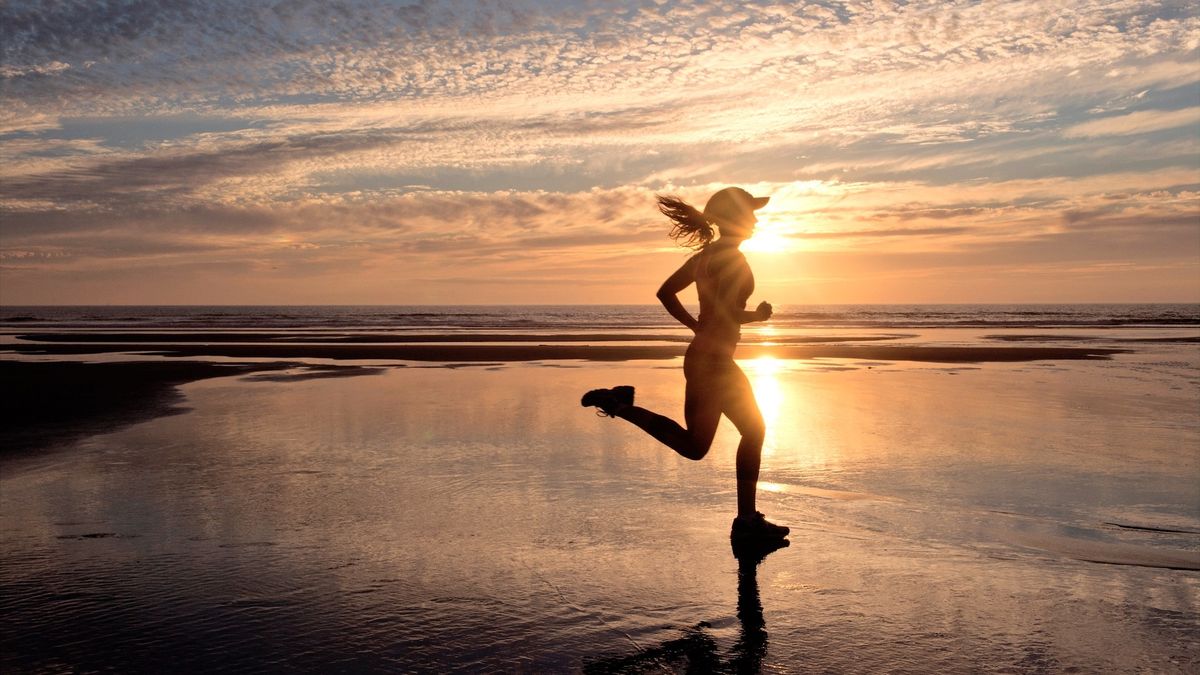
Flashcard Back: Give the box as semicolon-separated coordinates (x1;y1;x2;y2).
692;242;753;357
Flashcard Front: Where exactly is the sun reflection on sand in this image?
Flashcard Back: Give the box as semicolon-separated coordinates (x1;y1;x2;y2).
739;354;831;469
741;355;785;459
750;324;779;345
757;480;789;493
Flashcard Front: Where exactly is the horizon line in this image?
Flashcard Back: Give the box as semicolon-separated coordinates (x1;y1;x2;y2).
3;301;1199;308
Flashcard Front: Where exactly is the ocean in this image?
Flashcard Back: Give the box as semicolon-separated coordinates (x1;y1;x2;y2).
3;303;1198;330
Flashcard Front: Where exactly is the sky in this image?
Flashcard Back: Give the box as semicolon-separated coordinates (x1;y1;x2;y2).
1;0;1197;305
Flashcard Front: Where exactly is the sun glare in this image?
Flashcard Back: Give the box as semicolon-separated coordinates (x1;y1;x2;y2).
740;217;794;253
743;355;785;458
741;228;790;253
740;197;807;253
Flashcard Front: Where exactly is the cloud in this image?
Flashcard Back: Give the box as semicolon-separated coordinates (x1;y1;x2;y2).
791;226;973;239
0;129;417;204
1062;107;1200;138
0;60;69;78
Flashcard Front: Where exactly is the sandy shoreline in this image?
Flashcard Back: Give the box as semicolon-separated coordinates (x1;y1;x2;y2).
0;337;1124;455
0;360;376;454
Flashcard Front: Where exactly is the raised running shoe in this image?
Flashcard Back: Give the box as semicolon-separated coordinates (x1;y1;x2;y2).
580;385;635;417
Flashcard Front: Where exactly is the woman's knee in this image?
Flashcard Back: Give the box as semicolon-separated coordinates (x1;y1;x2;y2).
740;420;765;448
679;434;713;461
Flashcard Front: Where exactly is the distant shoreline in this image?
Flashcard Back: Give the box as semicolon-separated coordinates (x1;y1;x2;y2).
2;303;1196;332
3;340;1127;363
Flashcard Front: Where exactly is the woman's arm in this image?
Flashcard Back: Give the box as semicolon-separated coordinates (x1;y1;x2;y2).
657;255;700;331
736;301;772;324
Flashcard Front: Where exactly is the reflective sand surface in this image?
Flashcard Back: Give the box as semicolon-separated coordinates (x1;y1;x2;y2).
3;351;1198;672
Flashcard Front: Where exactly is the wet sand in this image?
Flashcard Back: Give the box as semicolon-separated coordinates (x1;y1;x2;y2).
0;335;1128;453
0;360;378;453
1;340;1196;671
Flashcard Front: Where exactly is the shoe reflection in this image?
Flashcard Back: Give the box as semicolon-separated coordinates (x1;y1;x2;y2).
729;537;789;672
583;538;789;674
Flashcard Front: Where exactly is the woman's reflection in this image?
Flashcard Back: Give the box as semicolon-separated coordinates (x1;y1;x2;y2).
728;537;788;673
583;539;788;674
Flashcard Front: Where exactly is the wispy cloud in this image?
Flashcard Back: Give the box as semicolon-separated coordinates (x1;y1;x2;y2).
1062;107;1200;138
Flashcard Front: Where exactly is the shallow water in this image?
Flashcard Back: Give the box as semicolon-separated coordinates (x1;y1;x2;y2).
2;350;1198;672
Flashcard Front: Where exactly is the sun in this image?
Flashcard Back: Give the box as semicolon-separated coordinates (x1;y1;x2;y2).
740;226;791;253
740;211;796;253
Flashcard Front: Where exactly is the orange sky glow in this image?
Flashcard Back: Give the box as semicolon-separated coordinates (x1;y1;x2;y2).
1;1;1197;305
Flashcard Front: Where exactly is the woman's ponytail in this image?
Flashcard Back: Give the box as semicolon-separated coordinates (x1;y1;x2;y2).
656;194;715;249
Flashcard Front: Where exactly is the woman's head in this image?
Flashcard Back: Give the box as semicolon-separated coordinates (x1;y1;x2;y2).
657;187;769;248
703;187;769;239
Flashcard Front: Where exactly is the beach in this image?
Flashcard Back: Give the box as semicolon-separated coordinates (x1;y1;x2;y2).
1;305;1198;672
7;0;1200;670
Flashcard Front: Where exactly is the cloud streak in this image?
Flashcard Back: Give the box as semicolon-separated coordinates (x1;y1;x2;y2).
1062;107;1200;138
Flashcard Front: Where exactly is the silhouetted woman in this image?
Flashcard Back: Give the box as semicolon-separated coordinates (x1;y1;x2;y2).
582;187;789;542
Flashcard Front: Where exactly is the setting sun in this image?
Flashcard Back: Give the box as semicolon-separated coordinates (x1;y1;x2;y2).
741;216;796;253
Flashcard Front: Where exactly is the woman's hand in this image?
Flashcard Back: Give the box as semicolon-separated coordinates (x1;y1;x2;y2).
755;301;773;322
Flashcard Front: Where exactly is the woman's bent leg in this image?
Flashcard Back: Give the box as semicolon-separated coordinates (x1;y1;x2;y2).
612;366;722;460
613;406;697;458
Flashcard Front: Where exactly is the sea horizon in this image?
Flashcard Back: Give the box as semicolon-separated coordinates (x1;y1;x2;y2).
5;301;1199;307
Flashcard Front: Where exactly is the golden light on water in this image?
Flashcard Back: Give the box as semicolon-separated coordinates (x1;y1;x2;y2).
753;324;779;345
758;481;789;493
741;353;832;469
743;355;785;458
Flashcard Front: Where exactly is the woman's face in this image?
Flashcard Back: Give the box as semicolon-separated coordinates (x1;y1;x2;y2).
721;212;758;239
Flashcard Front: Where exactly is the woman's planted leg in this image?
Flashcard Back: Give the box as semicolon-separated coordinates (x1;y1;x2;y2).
725;382;765;519
722;365;786;539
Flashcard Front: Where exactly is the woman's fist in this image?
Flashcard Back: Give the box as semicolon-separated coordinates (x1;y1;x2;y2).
756;301;773;321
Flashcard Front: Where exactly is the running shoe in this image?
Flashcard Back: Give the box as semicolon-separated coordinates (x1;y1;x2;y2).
580;385;635;417
730;511;790;541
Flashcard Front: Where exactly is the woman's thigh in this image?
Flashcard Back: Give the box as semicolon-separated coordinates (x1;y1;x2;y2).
684;354;763;442
683;372;723;452
719;363;764;439
683;352;725;451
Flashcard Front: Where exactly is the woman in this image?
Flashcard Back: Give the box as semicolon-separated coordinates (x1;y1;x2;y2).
582;187;789;542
